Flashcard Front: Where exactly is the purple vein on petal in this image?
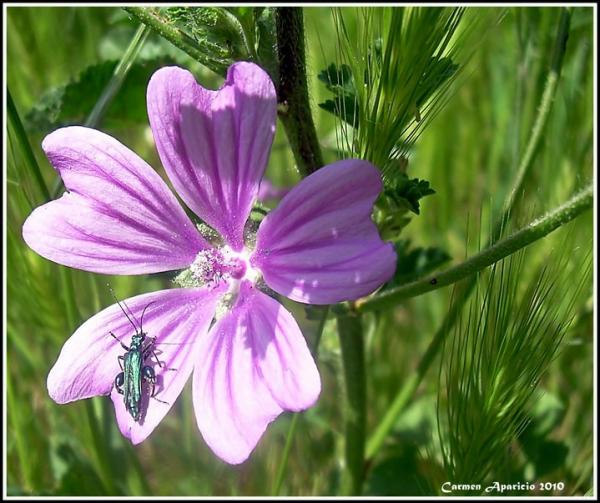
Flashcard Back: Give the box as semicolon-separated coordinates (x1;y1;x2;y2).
23;126;206;274
147;63;276;252
253;159;397;304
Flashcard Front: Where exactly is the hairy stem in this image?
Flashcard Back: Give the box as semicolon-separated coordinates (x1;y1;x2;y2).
337;314;367;495
123;7;225;75
365;183;591;458
501;7;571;225
354;183;592;314
275;7;324;177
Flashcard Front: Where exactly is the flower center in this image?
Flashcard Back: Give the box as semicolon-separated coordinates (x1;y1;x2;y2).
188;246;257;289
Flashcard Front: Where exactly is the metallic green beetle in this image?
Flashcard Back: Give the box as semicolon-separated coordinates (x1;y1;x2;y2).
109;290;165;422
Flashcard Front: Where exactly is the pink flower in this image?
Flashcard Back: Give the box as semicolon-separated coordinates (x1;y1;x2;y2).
22;62;396;464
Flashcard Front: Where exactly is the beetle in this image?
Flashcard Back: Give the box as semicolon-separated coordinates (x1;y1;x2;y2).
108;288;167;422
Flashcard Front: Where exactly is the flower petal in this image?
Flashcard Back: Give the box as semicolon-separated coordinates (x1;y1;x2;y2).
257;179;291;203
147;62;277;251
193;282;320;464
22;127;207;275
252;159;397;304
47;286;225;445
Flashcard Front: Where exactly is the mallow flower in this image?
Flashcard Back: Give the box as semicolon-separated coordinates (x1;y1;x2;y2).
22;62;397;464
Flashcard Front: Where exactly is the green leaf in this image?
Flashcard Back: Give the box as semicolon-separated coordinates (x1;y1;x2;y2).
25;57;173;132
383;174;436;215
317;63;359;127
374;170;436;240
319;97;359;128
317;63;356;96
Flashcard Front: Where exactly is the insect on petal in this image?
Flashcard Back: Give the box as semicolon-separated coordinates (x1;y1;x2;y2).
47;285;226;444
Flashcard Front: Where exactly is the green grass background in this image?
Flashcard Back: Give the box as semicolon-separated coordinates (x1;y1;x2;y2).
6;6;594;496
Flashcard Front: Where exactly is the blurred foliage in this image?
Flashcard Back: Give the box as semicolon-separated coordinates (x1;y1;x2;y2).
6;5;594;496
25;58;170;132
382;240;451;290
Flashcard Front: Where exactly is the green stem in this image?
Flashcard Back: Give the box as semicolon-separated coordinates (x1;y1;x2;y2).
7;370;35;491
501;7;571;225
271;413;300;495
270;306;329;495
366;373;419;459
351;6;573;317
337;314;367;495
7;89;51;203
275;7;324;177
86;24;151;128
123;7;225;75
353;183;592;314
365;186;592;460
362;8;574;460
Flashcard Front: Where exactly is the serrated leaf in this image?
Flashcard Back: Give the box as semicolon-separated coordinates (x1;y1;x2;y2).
318;96;359;128
374;171;436;239
317;63;359;127
383;174;436;215
317;63;355;95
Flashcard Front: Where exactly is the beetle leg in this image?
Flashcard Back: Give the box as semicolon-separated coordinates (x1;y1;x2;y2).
150;387;169;405
150;348;164;368
144;343;179;371
142;339;164;368
148;381;167;403
114;372;125;395
110;331;129;351
117;355;124;371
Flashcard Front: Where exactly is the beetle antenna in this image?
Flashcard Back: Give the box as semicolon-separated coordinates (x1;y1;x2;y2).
139;301;155;335
107;283;139;331
121;298;141;331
